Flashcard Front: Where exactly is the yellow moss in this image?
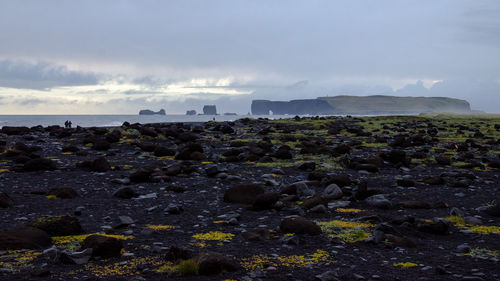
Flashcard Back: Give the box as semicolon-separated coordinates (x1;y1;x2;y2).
121;164;133;170
189;242;208;248
317;220;374;243
0;169;9;173
52;233;134;244
444;216;466;225
465;225;500;235
85;255;164;277
284;233;295;237
201;161;214;164
393;262;418;268
157;156;175;160
317;220;374;229
146;224;176;231
45;195;58;199
0;250;41;271
61;152;73;155
192;231;234;241
336;208;362;213
241;249;334;271
445;216;500;235
212;220;227;224
465;248;500;258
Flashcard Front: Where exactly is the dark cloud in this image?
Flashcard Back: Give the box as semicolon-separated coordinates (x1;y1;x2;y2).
0;60;100;89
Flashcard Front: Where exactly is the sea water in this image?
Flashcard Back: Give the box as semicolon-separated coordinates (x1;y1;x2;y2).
0;114;298;128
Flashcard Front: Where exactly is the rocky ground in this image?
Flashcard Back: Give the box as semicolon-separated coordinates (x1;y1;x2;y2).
0;114;499;281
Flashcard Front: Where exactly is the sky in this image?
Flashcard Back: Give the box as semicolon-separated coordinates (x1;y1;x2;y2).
0;0;499;114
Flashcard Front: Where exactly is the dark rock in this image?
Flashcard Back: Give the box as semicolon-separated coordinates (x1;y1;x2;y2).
195;252;240;275
30;269;51;277
113;187;139;199
484;204;500;217
223;184;265;204
62;145;80;153
175;143;204;160
399;200;431;209
252;192;280;210
80;235;123;258
423;176;445;185
280;217;322;235
1;126;30;135
92;139;111;151
165;246;194;262
323;184;343;200
0;227;52;250
153;146;176;157
365;194;392;209
298;162;316;171
105;129;122;143
274;145;293;159
301;195;325;209
47;187;79;199
129;168;153;182
242;229;271;241
23;158;56;172
397;179;415;187
28;215;84;236
90;157;111;172
0;192;14;208
327;173;352;187
384;234;417;248
435;155;451;165
381;149;408;165
416;219;449;235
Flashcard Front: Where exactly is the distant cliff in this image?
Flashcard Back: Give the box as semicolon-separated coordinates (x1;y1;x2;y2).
139;109;166;115
203;105;217;115
251;96;471;115
251;99;335;115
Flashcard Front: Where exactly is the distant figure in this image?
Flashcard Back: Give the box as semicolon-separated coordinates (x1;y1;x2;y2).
68;121;72;128
64;120;69;128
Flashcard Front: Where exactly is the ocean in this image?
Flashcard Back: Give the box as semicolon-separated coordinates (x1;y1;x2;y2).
0;114;297;128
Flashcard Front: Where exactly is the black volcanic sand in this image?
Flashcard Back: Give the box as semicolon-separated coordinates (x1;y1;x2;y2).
0;114;499;281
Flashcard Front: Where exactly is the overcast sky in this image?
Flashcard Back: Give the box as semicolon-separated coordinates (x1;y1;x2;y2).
0;0;499;114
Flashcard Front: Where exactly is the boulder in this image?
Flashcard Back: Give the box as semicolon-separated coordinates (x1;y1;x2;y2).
165;246;194;262
154;146;176;157
0;227;52;250
23;158;56;172
365;194;392;209
80;235;123;258
252;192;280;210
223;184;264;204
0;192;14;208
322;184;343;200
28;215;84;236
90;157;111;172
175;143;204;160
485;204;500;217
113;187;139;199
280;217;322;235
92;139;111;151
1;126;30;135
241;229;271;241
195;252;240;275
416;220;449;235
47;187;79;199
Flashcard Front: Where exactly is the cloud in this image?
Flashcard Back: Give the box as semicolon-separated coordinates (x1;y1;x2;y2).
0;60;100;89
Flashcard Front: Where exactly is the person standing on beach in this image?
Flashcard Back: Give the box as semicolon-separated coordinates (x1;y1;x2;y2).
64;120;69;128
68;121;72;128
